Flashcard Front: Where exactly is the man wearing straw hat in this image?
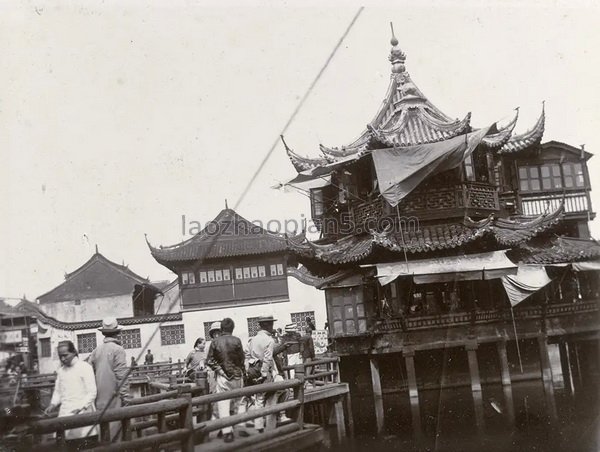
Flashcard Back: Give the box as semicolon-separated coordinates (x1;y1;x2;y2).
87;316;130;440
280;323;302;379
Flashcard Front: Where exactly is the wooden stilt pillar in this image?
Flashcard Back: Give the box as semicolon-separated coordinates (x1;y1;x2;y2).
345;391;354;438
334;397;347;442
369;357;385;434
569;341;583;390
538;335;558;421
558;341;573;396
465;341;484;431
403;349;422;439
497;340;515;425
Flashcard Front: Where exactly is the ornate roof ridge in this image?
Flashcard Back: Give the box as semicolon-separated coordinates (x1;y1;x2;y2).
287;204;565;264
287;266;354;288
482;108;519;149
498;103;545;154
317;36;471;157
281;135;329;172
37;311;183;331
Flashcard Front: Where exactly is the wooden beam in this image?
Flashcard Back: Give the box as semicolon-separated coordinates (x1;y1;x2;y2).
369;357;385;434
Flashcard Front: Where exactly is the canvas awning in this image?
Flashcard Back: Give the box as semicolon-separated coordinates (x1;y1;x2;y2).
276;153;365;189
544;260;600;271
370;250;517;285
501;265;552;307
371;127;491;207
572;260;600;271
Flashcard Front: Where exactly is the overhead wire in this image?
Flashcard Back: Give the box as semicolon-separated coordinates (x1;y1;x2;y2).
82;7;365;439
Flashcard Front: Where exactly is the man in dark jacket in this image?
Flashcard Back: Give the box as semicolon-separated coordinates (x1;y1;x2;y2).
206;317;245;443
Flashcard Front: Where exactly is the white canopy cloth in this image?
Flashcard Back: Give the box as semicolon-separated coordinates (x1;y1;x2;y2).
371;127;491;207
501;265;552;307
571;261;600;271
371;250;517;286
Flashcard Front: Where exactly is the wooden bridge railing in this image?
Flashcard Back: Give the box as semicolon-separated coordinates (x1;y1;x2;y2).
28;394;194;452
26;359;348;451
282;356;341;386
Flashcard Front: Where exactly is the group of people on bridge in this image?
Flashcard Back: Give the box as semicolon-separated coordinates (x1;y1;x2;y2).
44;314;315;448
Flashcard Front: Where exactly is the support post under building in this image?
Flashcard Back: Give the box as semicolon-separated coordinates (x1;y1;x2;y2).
538;335;558;421
466;341;484;431
369;357;385;434
403;348;422;438
497;339;515;425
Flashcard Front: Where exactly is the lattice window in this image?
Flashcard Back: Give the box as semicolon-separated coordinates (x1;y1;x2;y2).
40;338;51;358
120;329;142;349
290;311;315;333
203;321;219;339
77;333;97;353
247;317;262;337
160;324;185;345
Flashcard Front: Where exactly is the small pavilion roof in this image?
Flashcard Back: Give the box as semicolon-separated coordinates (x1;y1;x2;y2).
282;36;549;175
318;36;471;157
148;208;288;269
287;204;564;265
37;252;151;304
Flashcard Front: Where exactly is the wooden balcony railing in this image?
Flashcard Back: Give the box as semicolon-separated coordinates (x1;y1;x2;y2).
371;300;599;334
520;191;591;216
350;182;499;230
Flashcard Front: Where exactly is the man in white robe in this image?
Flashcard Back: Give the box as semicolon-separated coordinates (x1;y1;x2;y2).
45;340;98;444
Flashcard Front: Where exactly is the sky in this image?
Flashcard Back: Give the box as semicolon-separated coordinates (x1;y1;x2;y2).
1;1;599;300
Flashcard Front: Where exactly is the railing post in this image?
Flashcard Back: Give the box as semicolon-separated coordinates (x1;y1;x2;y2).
99;421;111;443
293;364;305;429
180;393;194;452
121;418;131;441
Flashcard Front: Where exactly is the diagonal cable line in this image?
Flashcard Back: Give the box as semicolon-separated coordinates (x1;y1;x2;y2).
80;7;364;440
233;6;365;212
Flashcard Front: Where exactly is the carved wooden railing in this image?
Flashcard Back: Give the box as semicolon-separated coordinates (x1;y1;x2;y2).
372;300;599;334
350;182;499;231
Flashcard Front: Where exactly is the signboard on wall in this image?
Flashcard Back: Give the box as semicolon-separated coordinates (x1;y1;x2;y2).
0;330;22;344
312;329;328;355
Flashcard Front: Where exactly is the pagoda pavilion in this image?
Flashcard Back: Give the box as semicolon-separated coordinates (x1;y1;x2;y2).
280;35;600;436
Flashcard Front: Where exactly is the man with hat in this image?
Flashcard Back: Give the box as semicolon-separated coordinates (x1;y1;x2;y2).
280;323;303;379
246;315;284;432
87;316;130;441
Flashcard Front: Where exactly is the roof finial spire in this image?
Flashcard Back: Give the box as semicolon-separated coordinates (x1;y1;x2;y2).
95;244;99;254
225;199;228;209
389;21;406;74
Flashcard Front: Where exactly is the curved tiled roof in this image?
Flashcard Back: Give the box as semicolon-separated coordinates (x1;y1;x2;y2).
287;204;564;265
482;108;519;149
37;252;151;304
287;266;355;288
18;297;183;331
148;209;288;266
288;39;473;170
511;236;600;265
498;105;545;154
